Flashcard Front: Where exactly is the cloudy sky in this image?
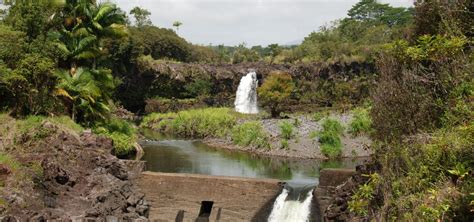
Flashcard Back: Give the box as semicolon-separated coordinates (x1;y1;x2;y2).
110;0;414;46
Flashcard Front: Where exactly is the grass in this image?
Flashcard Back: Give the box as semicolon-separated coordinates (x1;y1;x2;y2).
280;139;289;149
231;121;270;149
313;111;329;122
313;118;345;159
349;107;372;136
279;120;295;140
0;152;20;171
141;108;237;138
0;114;83;146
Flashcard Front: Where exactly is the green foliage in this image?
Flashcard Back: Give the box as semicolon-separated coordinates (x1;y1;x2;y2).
232;43;260;64
4;0;59;40
130;26;192;62
54;68;116;124
50;1;127;67
283;0;412;63
349;107;372;136
322;118;345;135
349;173;381;216
372;34;470;142
2;53;59;116
0;25;26;68
93;117;137;156
184;79;213;97
279;120;295;140
130;6;152;27
258;72;295;117
231;121;270;149
280;139;289;150
314;118;344;159
141;108;237;138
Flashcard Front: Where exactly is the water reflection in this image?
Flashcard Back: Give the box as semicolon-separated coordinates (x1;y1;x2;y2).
141;139;368;185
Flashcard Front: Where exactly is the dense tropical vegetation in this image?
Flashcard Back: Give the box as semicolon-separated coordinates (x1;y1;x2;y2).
0;0;472;220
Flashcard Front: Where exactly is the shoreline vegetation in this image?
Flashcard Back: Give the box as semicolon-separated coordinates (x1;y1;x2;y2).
0;0;472;220
140;107;373;160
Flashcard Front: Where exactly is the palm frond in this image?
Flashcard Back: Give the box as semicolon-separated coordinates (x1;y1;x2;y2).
73;35;97;55
74;50;97;60
53;42;72;55
92;21;103;31
94;3;114;22
102;24;128;37
54;88;73;100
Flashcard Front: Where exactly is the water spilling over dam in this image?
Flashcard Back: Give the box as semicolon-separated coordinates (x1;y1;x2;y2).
268;184;314;222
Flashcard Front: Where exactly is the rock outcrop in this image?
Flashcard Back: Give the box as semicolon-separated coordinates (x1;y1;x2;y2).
117;61;376;113
0;122;149;220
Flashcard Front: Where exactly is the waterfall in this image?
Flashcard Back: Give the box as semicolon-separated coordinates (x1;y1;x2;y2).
234;71;259;114
268;185;314;222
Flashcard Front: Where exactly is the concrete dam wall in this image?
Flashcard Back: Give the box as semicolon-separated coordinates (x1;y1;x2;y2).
137;169;356;221
137;172;282;221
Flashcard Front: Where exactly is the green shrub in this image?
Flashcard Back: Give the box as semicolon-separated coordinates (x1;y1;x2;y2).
315;118;344;158
279;120;295;140
231;121;270;149
321;118;345;135
141;108;237;138
349;107;372;136
258;72;295;117
93;117;138;156
318;131;342;148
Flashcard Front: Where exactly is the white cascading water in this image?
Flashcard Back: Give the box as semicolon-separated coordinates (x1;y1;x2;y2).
234;71;259;114
267;187;314;222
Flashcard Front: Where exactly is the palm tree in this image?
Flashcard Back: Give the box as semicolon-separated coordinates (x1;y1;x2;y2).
173;21;182;32
54;67;116;123
52;0;127;74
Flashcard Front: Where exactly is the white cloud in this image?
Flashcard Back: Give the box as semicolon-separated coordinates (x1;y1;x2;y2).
109;0;414;46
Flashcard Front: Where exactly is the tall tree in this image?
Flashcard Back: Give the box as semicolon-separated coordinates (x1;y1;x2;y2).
268;43;282;63
129;6;151;27
173;21;182;32
52;1;127;74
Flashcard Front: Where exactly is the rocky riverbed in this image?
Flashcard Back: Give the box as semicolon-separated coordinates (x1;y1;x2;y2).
204;112;372;159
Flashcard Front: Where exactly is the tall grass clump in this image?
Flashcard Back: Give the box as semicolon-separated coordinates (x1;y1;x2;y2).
141;108;237;138
349;107;372;136
314;118;345;158
231;121;270;149
279;120;295;140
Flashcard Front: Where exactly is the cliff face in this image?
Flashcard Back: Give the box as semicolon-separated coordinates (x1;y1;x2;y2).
116;61;376;113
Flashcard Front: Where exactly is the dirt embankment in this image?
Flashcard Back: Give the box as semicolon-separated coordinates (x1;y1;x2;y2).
0;122;149;220
205;113;372;160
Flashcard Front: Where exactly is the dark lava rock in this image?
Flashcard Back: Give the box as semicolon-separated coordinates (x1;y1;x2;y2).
0;164;11;175
324;161;381;221
0;122;149;220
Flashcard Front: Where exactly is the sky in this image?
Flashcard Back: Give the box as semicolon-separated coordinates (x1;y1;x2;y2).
112;0;412;46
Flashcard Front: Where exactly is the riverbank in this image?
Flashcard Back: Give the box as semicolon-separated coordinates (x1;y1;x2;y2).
141;108;373;160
